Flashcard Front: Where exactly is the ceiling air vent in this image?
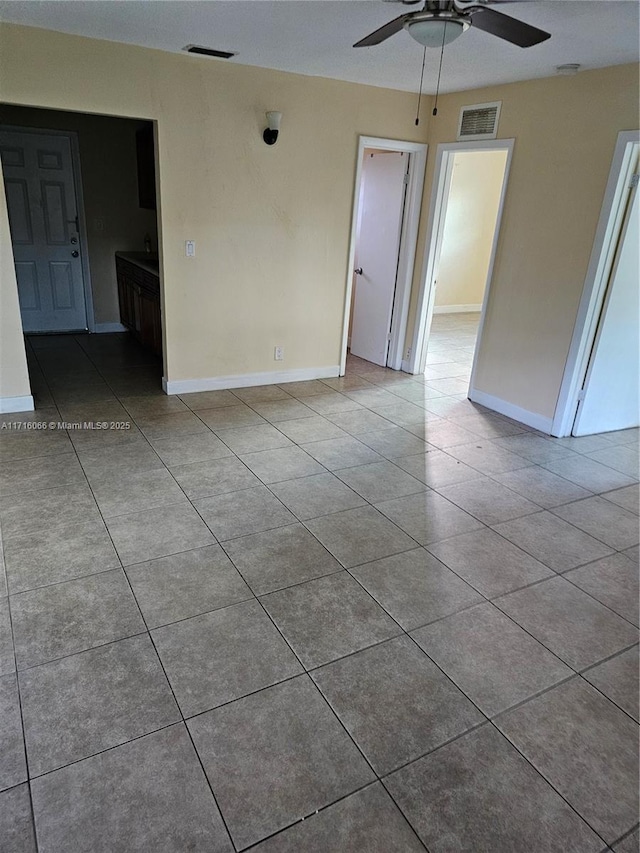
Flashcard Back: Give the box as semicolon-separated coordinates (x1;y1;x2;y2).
183;45;237;59
457;101;502;141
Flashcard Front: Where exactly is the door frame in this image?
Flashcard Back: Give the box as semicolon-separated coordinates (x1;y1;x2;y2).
1;124;95;331
406;139;515;396
340;135;427;374
551;130;640;437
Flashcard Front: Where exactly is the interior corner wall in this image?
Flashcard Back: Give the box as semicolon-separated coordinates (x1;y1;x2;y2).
0;23;429;386
0;104;158;326
434;149;507;311
409;63;640;423
0;157;31;406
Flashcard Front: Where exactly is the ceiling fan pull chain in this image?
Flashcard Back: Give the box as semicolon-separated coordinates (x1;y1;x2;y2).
414;45;428;126
432;21;448;116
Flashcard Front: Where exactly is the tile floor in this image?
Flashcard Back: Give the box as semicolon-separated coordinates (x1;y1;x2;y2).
0;314;638;852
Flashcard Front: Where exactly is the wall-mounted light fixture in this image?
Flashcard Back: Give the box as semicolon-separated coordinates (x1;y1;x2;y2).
263;111;282;146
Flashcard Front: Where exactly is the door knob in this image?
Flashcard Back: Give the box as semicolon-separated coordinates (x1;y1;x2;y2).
71;250;79;257
354;268;363;275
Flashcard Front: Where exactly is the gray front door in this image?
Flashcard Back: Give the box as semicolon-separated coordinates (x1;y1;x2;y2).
0;129;88;332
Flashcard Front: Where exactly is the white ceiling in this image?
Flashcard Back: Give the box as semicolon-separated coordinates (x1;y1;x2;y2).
0;0;638;94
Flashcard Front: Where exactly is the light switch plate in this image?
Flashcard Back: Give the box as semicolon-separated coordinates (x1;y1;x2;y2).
185;240;196;257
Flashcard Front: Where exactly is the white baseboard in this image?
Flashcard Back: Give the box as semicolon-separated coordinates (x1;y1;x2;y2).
401;359;412;373
433;304;482;314
93;322;128;333
163;365;341;396
0;394;35;414
469;387;553;434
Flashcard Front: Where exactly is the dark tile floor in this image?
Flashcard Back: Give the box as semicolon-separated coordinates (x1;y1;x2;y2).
0;314;638;852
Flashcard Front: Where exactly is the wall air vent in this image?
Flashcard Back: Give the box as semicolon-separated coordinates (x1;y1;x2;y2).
183;45;237;59
457;101;502;141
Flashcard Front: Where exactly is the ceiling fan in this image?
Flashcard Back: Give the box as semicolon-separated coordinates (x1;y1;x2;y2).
353;0;551;49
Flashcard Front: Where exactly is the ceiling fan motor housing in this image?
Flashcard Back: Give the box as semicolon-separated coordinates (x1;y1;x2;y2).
404;10;471;47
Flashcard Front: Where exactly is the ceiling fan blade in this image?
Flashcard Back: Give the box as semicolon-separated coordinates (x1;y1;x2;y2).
467;6;551;47
353;14;408;47
457;0;532;4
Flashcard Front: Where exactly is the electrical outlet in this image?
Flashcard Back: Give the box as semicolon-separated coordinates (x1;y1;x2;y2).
274;346;284;361
185;240;196;257
405;347;412;360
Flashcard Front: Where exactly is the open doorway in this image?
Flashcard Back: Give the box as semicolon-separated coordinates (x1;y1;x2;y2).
341;136;427;374
408;140;513;403
0;105;164;406
553;130;639;437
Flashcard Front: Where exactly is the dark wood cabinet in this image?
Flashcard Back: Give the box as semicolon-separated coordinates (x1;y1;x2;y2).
116;253;162;357
138;285;162;355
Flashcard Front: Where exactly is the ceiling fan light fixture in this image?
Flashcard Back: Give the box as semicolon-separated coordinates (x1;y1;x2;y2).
405;17;469;48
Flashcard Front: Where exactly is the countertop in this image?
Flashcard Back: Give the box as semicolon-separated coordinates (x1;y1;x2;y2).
115;251;159;275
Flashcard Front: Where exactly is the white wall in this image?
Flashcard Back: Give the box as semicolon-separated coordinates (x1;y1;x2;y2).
435;149;507;311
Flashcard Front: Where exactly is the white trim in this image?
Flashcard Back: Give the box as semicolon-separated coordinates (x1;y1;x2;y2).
388;144;428;371
94;322;128;333
0;125;94;331
551;130;640;437
340;136;427;375
433;304;482;314
409;149;456;374
408;139;515;386
69;131;96;332
0;395;35;414
469;388;553;434
163;365;340;396
150;120;167;379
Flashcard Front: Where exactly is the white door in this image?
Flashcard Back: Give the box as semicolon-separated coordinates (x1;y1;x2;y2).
0;130;88;332
573;176;639;435
350;151;407;366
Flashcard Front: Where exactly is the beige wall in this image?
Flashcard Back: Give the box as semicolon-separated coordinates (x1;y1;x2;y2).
408;63;639;420
435;149;507;310
0;104;158;326
0;158;30;402
0;23;426;390
0;23;638;425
